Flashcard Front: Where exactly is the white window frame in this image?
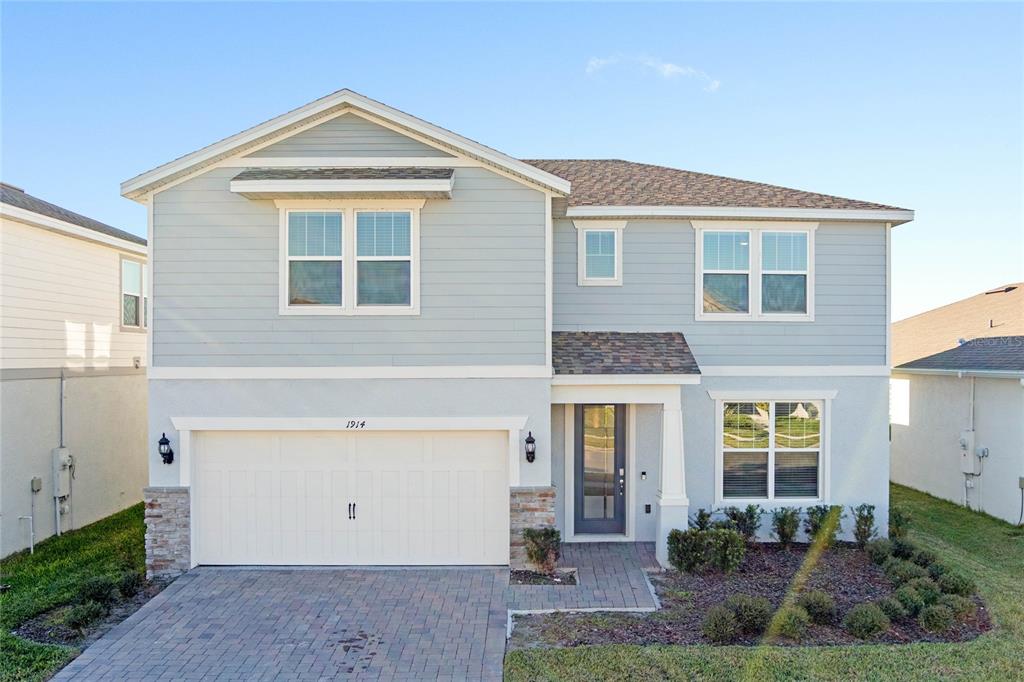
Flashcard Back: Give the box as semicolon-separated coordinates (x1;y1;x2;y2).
276;199;423;316
710;390;835;507
694;221;816;322
120;256;147;331
574;220;626;286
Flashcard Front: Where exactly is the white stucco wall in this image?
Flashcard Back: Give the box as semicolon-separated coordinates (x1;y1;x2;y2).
891;372;1024;525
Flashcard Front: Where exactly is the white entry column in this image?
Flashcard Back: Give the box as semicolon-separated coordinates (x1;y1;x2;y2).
656;387;689;567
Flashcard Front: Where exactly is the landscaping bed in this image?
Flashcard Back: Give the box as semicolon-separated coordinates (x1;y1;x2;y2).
510;543;989;650
511;569;578;586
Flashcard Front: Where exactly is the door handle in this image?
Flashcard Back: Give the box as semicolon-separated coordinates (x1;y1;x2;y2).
348;503;353;520
353;503;356;519
619;479;625;495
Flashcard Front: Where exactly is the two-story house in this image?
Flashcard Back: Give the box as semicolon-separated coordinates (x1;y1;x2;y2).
124;90;912;577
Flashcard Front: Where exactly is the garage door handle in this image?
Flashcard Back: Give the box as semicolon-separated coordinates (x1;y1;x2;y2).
348;503;353;520
353;503;356;519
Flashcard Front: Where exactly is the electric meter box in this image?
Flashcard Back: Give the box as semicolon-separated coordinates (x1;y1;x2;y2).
958;430;980;475
52;447;72;498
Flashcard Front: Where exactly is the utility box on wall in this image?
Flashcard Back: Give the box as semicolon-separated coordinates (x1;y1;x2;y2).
52;447;72;498
958;430;980;475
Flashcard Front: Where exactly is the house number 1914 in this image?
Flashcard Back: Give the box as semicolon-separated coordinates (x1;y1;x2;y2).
346;420;367;429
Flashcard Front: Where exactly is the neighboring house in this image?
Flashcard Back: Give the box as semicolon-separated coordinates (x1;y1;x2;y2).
0;183;148;557
891;323;1024;525
891;283;1023;366
121;90;913;577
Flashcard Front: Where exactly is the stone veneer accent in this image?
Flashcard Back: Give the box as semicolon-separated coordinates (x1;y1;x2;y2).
509;486;556;568
144;486;191;579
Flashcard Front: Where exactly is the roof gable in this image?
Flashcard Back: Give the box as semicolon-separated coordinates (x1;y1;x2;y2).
121;89;570;200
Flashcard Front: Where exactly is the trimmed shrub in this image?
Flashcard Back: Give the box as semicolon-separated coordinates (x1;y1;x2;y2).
938;594;974;619
905;577;941;605
876;596;908;620
865;538;893;565
707;528;746;573
891;538;917;560
724;594;772;634
64;600;105;630
889;506;911;539
771;507;801;547
797;590;837;625
851;503;876;547
691;508;713;531
79;575;118;606
668;528;708;573
894;585;926;616
883;557;929;585
844;603;890;639
117;571;145;598
722;505;763;542
911;548;938;568
928;562;948;580
803;505;844;547
703;605;740;643
938;571;976;596
919;604;954;633
774;605;810;641
521;527;561;574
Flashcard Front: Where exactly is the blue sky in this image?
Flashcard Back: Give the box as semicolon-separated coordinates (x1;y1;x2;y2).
2;2;1021;319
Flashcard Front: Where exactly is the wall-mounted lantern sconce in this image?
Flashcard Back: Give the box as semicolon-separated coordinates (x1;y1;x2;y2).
524;431;536;463
158;433;174;465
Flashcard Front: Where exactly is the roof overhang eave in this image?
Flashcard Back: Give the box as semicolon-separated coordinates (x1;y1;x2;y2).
892;367;1024;379
565;205;915;225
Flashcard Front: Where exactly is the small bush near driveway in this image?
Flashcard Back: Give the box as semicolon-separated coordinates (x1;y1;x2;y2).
773;605;810;641
521;527;561;575
844;603;890;639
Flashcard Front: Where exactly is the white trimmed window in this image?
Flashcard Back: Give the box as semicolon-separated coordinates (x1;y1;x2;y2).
715;397;829;503
278;201;421;315
574;220;626;286
120;257;147;329
695;222;815;321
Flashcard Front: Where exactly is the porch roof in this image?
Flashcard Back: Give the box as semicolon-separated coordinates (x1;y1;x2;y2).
552;331;700;376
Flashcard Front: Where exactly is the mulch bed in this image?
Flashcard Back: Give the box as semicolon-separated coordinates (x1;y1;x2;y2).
511;569;578;586
510;544;990;649
13;579;170;648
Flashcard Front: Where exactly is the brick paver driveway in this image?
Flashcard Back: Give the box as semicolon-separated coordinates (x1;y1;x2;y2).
55;544;657;681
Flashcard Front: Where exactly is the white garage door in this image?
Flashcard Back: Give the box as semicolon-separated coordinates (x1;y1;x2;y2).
193;430;509;565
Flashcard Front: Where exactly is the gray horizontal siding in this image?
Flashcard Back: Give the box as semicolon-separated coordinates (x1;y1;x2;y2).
245;113;453;158
553;219;887;366
152;166;546;367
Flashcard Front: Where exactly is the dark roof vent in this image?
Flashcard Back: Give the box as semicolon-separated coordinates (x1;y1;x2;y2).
0;182;25;193
984;285;1018;295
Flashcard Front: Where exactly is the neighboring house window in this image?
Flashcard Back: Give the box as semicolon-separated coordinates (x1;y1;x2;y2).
574;220;626;286
287;211;343;306
695;222;816;321
121;258;146;328
356;211;412;306
719;399;824;502
279;201;421;315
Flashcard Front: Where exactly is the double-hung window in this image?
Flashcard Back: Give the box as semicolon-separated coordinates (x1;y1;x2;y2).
120;257;146;329
696;222;815;320
280;202;420;315
575;220;626;286
717;398;827;503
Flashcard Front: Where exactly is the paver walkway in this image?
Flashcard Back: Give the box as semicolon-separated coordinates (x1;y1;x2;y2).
54;543;658;681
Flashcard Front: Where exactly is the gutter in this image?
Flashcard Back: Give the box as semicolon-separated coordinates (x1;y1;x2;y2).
892;368;1024;380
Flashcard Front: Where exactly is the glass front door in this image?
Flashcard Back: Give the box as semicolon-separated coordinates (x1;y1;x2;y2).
574;404;626;534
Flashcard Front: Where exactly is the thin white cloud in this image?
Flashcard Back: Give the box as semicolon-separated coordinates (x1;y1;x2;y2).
586;53;720;92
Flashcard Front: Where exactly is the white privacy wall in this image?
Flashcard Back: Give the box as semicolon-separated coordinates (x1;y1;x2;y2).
891;373;1024;525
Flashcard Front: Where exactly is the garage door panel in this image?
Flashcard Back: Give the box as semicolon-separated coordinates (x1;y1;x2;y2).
195;429;508;565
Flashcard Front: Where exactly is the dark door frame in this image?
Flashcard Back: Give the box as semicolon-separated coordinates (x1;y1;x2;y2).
574;404;627;534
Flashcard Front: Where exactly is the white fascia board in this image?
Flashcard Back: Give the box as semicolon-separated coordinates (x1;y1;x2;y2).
707;389;839;400
121;89;571;199
229;178;453;194
1;204;147;255
701;365;890;377
171;415;529;433
893;367;1024;379
566;205;915;224
148;365;553;380
219;156;478;168
551;374;700;385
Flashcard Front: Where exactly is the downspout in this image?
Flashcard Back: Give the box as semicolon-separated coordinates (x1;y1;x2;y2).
55;369;66;536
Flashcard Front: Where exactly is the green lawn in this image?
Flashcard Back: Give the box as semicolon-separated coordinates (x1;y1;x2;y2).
0;504;145;682
505;484;1024;681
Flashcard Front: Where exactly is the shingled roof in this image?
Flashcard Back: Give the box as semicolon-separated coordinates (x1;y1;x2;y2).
552;331;700;375
896;336;1024;375
232;167;454;181
1;182;145;246
523;159;905;212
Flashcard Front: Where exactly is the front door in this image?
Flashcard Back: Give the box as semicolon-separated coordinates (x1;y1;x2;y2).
574;404;626;534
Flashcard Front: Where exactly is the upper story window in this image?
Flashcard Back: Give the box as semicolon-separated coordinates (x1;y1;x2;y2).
574;220;626;286
695;221;816;321
279;201;421;316
121;257;147;329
